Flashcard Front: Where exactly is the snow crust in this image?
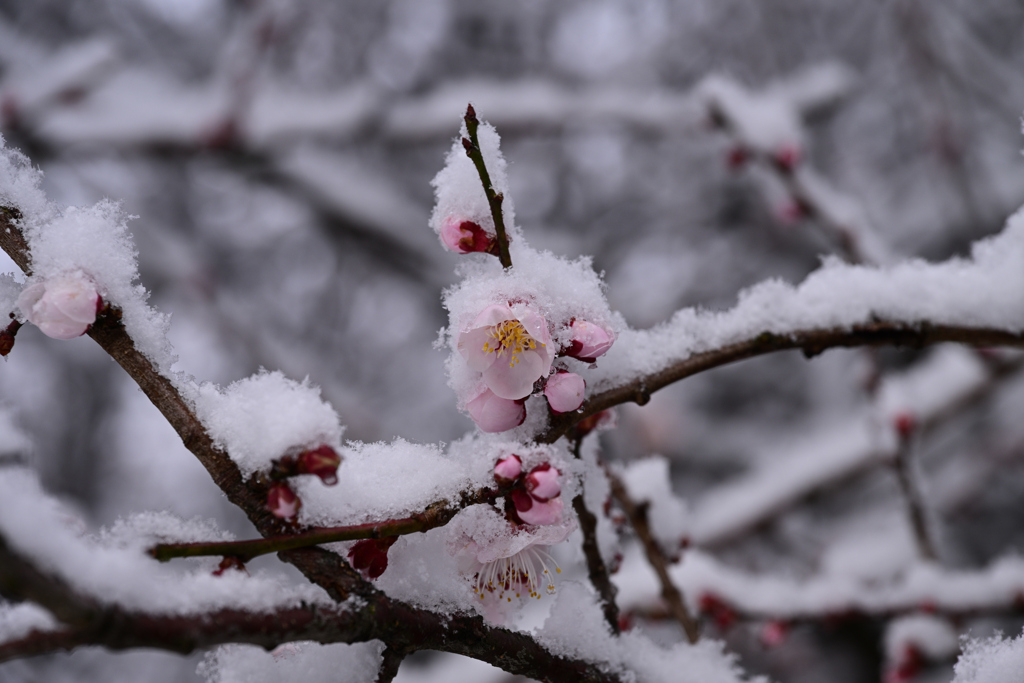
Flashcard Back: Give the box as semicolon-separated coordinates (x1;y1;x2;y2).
953;631;1024;683
194;370;344;478
199;641;384;683
0;468;331;613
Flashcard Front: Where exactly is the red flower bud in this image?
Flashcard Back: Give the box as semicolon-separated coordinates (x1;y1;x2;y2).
296;445;342;486
347;537;398;579
894;413;916;439
267;482;301;520
213;556;248;576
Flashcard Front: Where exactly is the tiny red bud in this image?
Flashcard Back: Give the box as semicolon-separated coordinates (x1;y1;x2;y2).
267;482;301;520
296;445;342;486
213;556;248;576
347;537;398;579
894;413;917;439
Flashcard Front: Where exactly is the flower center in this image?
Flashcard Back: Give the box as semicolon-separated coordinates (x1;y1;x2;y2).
475;546;562;602
481;320;540;368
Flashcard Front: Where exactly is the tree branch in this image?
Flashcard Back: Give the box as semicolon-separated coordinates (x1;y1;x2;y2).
539;324;1024;444
606;470;700;644
461;104;512;269
151;480;515;562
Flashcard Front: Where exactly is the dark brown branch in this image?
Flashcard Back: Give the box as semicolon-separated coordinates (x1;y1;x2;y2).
461;104;512;269
151;481;515;562
570;439;620;635
606;470;700;644
539;324;1024;444
0;209;629;683
375;645;407;683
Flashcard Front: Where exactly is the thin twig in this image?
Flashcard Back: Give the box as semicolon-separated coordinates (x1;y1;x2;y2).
892;428;938;561
151;481;514;562
539;324;1024;444
606;470;700;644
570;438;620;635
461;104;512;269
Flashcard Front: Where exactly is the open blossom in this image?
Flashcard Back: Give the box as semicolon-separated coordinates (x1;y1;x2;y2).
544;371;585;414
467;388;525;433
17;270;100;340
450;507;576;614
440;216;495;254
565;319;614;362
458;304;554;400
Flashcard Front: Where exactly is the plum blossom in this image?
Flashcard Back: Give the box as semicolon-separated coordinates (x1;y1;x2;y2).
17;270;100;340
565;319;614;362
467;388;525;433
440;217;495;255
544;371;585;413
450;506;576;614
458;303;554;400
512;463;564;526
493;454;522;483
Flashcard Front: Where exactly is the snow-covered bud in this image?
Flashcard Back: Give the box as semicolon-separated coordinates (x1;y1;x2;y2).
524;463;561;501
565;319;614;363
17;271;101;340
440;217;495;255
544;371;585;414
493;454;522;484
347;537;398;579
516;494;564;526
467;388;526;433
266;482;301;520
296;445;342;486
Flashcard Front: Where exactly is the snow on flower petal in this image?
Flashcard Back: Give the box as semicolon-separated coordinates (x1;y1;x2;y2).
17;270;99;340
544;371;586;414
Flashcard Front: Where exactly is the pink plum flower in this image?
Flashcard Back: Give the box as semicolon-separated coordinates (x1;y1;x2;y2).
440;217;496;255
511;463;564;526
493;454;522;484
450;507;576;616
565;319;614;363
467;388;525;433
458;304;555;400
17;270;100;340
544;371;585;414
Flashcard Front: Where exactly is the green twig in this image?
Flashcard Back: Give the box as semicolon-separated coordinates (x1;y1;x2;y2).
461;104;512;269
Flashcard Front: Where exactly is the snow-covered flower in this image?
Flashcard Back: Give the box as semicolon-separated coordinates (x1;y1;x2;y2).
440;217;495;255
17;270;100;340
458;303;554;400
565;319;614;363
466;388;525;433
451;507;576;611
544;371;585;413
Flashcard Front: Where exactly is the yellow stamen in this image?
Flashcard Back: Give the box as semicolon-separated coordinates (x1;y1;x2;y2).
481;320;542;368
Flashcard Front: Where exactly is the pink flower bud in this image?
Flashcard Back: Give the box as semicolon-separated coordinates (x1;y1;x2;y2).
267;482;301;520
525;463;561;501
517;495;563;526
565;320;614;362
17;271;100;340
296;445;342;485
440;217;495;254
493;454;522;484
466;388;526;433
544;371;585;414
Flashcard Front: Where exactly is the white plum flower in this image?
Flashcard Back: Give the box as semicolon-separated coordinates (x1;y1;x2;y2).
458;303;555;401
17;270;100;340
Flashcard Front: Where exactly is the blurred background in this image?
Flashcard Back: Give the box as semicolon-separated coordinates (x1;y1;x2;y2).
2;1;1024;681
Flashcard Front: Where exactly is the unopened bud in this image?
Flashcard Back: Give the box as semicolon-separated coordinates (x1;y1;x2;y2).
267;482;301;520
440;217;496;255
493;454;522;484
0;320;21;356
297;445;342;486
213;556;248;576
524;463;561;501
347;537;398;579
894;413;916;439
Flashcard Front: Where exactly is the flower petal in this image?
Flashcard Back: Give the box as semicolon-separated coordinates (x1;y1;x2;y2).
483;347;546;400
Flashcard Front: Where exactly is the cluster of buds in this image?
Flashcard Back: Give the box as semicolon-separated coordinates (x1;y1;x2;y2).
494;455;564;526
458;303;615;433
264;444;343;522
